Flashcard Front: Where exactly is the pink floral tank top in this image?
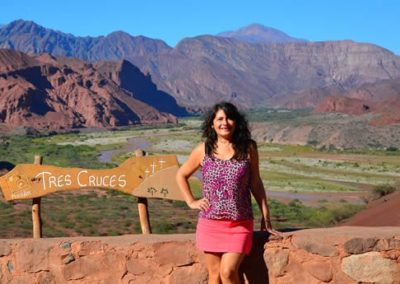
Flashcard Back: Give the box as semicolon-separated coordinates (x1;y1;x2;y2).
199;154;253;220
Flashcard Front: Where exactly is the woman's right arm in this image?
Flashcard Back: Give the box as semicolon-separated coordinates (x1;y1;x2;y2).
176;143;209;211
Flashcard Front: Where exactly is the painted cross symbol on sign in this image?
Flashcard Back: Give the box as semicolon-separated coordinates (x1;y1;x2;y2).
144;168;150;178
150;161;157;174
159;159;166;169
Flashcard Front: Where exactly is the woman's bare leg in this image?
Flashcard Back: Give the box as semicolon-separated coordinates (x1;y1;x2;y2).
219;252;246;284
204;252;222;284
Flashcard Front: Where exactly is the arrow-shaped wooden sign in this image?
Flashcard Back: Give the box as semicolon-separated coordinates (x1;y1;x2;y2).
0;155;184;201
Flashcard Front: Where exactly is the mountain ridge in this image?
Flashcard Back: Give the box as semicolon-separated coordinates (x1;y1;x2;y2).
1;19;400;125
0;20;172;61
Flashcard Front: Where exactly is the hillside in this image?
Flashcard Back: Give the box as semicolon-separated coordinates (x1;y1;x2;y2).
94;60;187;116
0;49;177;131
272;78;400;126
342;191;400;226
250;109;400;149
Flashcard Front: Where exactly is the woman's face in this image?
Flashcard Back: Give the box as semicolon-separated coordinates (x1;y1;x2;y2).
212;109;236;139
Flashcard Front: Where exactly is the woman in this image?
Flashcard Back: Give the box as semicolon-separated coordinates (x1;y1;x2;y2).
176;102;279;284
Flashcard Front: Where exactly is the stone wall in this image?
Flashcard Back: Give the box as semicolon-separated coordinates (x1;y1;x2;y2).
0;227;399;283
264;227;400;284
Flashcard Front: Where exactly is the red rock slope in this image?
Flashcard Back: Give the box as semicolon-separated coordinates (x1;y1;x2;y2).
342;191;400;226
314;79;400;125
0;49;176;131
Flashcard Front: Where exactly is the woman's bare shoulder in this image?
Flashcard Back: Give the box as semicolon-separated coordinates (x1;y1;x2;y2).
190;142;205;162
192;142;205;153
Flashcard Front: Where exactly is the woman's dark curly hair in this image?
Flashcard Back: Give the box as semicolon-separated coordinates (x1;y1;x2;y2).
201;102;252;160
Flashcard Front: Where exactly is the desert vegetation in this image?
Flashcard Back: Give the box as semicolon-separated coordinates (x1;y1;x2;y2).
0;111;399;238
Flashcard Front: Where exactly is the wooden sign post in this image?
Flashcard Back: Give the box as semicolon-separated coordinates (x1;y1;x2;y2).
0;153;184;236
135;149;151;234
32;155;43;239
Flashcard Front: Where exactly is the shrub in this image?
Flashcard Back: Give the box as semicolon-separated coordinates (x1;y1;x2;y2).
154;222;175;233
0;201;13;210
372;184;396;199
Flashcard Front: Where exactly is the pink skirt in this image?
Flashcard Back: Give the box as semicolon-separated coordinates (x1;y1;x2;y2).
196;218;254;254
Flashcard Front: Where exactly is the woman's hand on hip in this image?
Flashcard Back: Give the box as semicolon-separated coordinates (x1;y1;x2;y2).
188;198;210;211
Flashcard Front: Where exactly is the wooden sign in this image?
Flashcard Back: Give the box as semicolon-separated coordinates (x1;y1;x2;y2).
0;155;184;201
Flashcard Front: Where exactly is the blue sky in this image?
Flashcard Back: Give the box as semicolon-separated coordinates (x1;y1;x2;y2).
1;0;399;54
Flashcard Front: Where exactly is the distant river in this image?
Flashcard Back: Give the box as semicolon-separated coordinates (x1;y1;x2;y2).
97;137;150;163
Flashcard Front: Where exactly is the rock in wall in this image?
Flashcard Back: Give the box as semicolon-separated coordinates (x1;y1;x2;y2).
265;227;400;284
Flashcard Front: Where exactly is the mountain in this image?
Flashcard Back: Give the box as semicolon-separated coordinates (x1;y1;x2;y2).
131;37;400;109
0;49;176;131
1;20;400;113
217;23;306;44
0;20;171;61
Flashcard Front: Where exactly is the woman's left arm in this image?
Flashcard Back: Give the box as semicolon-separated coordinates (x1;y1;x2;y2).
249;141;280;235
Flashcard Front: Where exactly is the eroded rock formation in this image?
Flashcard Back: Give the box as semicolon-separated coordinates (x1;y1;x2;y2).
0;49;177;131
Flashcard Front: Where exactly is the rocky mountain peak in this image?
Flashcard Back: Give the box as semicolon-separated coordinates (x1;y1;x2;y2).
217;23;306;44
2;19;46;35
